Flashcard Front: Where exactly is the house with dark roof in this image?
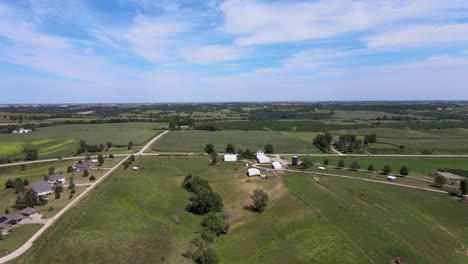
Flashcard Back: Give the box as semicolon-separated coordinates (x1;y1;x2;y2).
31;181;53;196
73;162;92;171
47;175;66;184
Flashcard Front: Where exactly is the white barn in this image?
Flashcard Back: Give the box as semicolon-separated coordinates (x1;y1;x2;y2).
224;154;237;162
271;161;282;170
256;151;270;164
248;168;261;177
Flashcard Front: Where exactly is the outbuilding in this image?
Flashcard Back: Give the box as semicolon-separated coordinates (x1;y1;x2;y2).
73;162;92;171
132;166;139;171
387;175;397;181
256;151;270;164
20;207;40;218
318;166;326;170
91;159;99;163
224;154;237;162
248;168;261;177
271;161;282;170
47;175;66;184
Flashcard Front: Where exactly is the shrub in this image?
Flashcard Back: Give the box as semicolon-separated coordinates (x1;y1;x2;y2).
89;175;96;181
251;189;269;213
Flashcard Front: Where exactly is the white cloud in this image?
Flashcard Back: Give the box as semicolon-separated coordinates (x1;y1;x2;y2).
366;24;468;48
126;15;190;61
220;0;468;46
180;45;248;64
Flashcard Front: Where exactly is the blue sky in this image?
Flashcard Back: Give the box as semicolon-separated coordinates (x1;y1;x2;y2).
1;0;468;103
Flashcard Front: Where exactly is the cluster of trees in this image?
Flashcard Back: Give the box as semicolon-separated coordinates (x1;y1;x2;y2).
313;132;333;152
22;145;39;161
77;140;112;154
331;159;408;176
363;133;377;145
334;135;364;153
123;155;136;169
181;174;228;264
5;177;47;209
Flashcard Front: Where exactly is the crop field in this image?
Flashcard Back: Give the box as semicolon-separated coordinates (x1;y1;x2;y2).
280;173;468;264
0;122;165;159
152;130;320;153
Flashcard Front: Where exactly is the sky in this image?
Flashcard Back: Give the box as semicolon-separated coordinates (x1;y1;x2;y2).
1;0;468;103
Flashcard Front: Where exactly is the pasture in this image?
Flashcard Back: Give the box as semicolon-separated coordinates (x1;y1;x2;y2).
0;122;165;159
152;130;320;153
0;225;42;258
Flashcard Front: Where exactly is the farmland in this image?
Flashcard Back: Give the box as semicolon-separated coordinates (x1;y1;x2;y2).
10;157;468;264
152;130;320;153
0;123;165;159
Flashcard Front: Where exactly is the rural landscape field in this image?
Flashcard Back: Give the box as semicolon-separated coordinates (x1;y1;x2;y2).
0;102;467;264
2;1;468;263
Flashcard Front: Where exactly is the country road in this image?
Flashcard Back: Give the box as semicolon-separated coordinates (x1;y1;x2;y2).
0;131;168;263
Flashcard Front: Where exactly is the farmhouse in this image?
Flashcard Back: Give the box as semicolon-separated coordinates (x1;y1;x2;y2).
20;207;39;218
271;161;282;170
224;154;237;162
248;168;261;177
73;162;92;171
48;175;66;184
256;151;270;164
31;181;53;196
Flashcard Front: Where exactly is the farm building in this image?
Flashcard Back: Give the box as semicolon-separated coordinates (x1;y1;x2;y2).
271;161;282;170
132;166;139;171
20;207;39;218
31;182;53;196
91;159;99;163
47;175;66;184
387;175;397;181
0;214;23;233
224;154;237;162
291;156;298;166
248;168;261;177
256;151;270;164
435;171;463;181
318;166;326;170
73;162;92;171
12;128;32;134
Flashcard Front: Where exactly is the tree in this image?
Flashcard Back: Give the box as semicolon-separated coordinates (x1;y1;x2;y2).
350;161;360;171
204;143;215;155
264;144;274;154
22;144;39;161
323;159;329;166
14;178;25;193
4;208;9;214
109;154;115;159
368;164;376;172
250;189;269;213
130;154;135;162
400;166;409;176
434;175;447;188
187;190;224;215
89;175;96;181
97;154;104;165
210;153;218;166
337;159;345;168
201;212;229;236
23;179;29;186
106;141;112;149
127;141;133;150
460;179;467;195
83;169;89;177
225;144;235;154
194;247;219;264
79;140;87;153
313;132;333;152
48;166;55;175
383;164;392;175
67;166;74;173
5;179;13;189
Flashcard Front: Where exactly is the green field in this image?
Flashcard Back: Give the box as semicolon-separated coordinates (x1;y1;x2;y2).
11;156;468;263
0;122;165;159
152;130;320;153
0;225;42;257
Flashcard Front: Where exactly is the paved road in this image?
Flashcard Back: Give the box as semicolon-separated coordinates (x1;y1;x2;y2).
0;131;168;263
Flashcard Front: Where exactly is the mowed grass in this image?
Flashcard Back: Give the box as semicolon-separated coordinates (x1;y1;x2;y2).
282;173;468;264
152;130;320;153
0;225;42;257
0;122;165;159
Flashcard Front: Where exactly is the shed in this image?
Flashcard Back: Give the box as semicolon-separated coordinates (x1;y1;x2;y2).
387;175;397;181
291;156;298;166
271;161;282;170
224;154;237;162
20;207;39;217
318;166;326;170
91;159;99;163
6;214;23;225
248;168;261;177
132;166;139;171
